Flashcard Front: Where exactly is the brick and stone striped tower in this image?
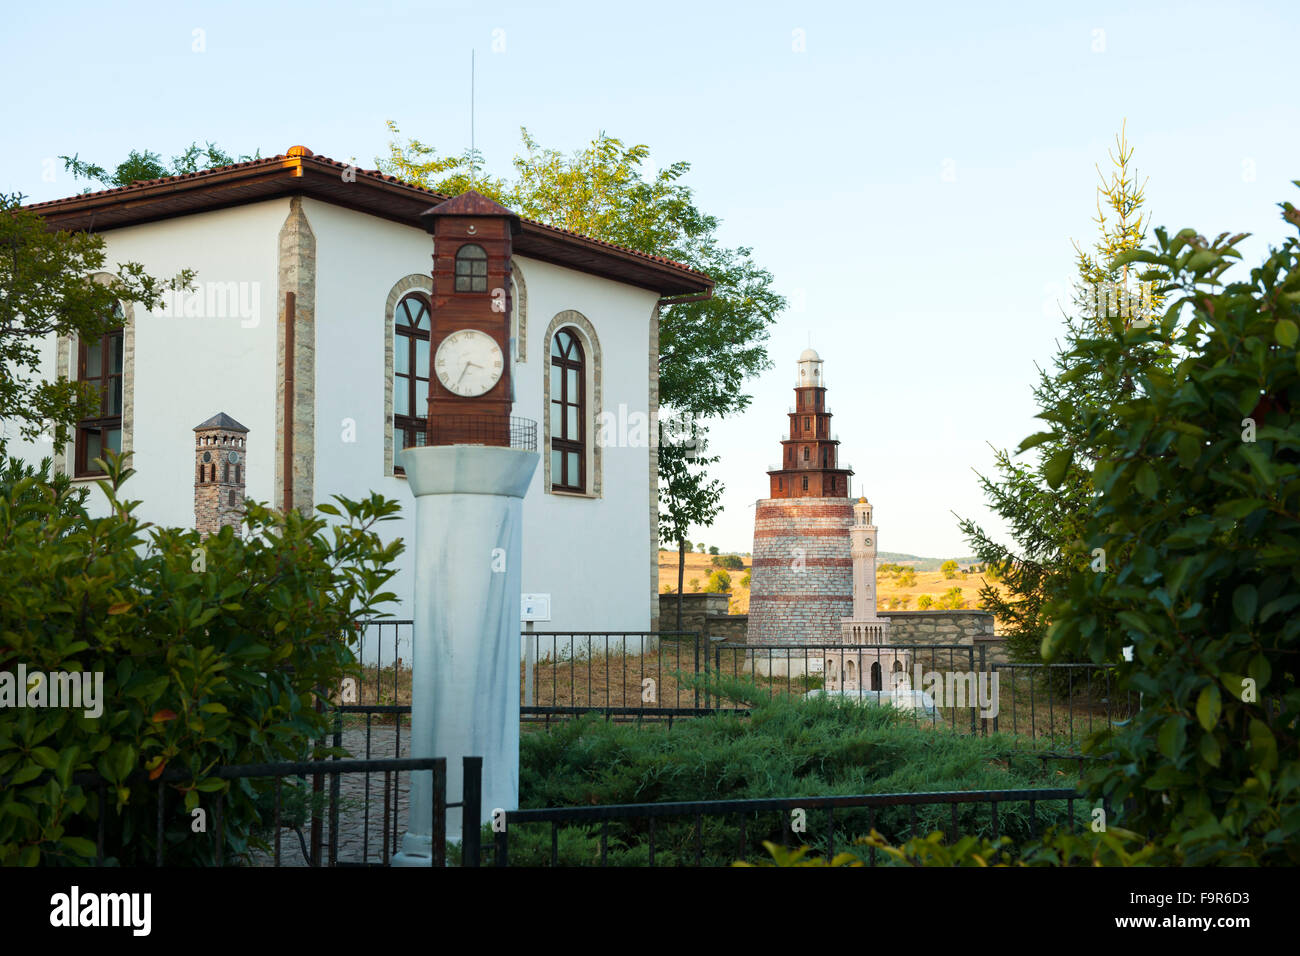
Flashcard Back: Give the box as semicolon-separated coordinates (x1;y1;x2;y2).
194;412;248;538
747;350;855;670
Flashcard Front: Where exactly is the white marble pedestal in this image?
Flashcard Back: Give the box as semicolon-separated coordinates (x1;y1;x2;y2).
390;443;538;866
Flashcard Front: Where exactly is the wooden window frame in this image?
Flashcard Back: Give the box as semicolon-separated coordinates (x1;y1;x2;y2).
454;244;488;293
550;329;585;492
393;293;431;472
74;309;124;478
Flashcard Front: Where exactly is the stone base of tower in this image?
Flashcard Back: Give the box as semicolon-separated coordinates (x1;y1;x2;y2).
747;497;854;676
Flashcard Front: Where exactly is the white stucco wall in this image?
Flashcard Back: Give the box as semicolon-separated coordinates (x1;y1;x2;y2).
304;199;658;642
6;196;660;645
5;201;284;525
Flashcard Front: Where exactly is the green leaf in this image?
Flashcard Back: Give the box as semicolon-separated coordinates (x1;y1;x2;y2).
1157;716;1187;761
1042;446;1073;489
1275;319;1299;347
1248;719;1278;771
1196;685;1221;732
60;836;98;858
1232;584;1258;624
1134;463;1158;499
1016;432;1057;454
1199;733;1221;768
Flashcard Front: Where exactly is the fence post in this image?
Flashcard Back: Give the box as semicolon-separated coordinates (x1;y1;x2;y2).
310;697;324;866
329;706;342;866
978;644;988;737
432;758;446;868
693;632;701;710
495;819;509;867
968;645;977;736
462;756;482;867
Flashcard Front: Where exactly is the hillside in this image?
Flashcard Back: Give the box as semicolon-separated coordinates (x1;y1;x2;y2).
657;551;1011;619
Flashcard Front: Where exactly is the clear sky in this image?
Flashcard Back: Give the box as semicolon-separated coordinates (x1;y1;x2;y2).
4;1;1297;556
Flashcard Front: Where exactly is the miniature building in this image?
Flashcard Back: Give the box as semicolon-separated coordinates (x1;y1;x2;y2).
747;349;856;669
824;497;909;692
194;412;248;538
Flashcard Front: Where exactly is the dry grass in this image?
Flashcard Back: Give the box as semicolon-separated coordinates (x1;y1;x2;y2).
657;550;1016;618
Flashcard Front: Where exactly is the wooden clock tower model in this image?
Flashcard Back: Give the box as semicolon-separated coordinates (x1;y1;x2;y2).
419;191;522;447
767;348;854;498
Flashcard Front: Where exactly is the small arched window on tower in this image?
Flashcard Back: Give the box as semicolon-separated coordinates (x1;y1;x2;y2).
454;244;488;293
228;490;236;507
802;476;809;491
802;447;809;461
393;293;431;469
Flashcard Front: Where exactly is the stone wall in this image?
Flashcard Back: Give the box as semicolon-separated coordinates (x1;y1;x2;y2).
657;592;748;644
655;595;1007;661
880;610;1008;664
747;497;854;647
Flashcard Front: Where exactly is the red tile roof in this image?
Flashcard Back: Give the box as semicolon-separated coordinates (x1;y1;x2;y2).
25;148;712;296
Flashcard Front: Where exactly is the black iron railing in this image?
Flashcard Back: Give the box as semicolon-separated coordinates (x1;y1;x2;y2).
494;786;1085;867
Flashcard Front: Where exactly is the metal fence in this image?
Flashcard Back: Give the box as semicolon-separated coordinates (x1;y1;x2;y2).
12;753;486;867
493;786;1085;867
353;622;1137;743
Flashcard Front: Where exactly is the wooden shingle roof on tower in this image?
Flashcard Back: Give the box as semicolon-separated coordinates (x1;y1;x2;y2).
24;147;713;297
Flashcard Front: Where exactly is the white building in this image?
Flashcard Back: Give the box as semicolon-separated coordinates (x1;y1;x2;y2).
11;146;712;643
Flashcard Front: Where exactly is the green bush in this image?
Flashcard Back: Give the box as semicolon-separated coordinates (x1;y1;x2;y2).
1040;194;1300;864
516;687;1080;865
703;569;731;593
0;453;403;865
711;554;745;571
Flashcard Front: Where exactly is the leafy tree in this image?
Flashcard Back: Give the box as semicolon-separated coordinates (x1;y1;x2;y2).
940;560;959;579
1039;187;1300;865
708;545;720;555
696;542;706;554
958;123;1166;662
0;453;403;865
704;569;732;593
0;194;195;450
381;125;785;421
740;570;751;589
895;567;917;588
712;554;744;571
59;142;262;192
658;418;723;630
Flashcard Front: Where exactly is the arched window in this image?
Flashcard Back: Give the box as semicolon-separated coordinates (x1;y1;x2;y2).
870;662;882;691
802;446;809;460
455;244;488;293
393;294;431;466
228;490;236;507
801;476;808;491
550;329;585;492
75;303;125;477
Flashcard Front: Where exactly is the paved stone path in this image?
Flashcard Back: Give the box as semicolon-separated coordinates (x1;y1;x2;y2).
251;720;412;867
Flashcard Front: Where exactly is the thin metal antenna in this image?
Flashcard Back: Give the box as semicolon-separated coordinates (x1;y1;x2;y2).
470;49;475;187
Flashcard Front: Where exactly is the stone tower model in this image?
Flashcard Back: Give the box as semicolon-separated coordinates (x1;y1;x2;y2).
747;349;856;667
194;412;248;538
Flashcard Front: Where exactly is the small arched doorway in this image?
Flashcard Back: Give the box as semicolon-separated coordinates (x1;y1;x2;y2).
870;662;882;691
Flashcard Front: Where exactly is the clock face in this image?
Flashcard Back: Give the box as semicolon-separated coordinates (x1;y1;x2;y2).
435;329;504;397
864;538;873;546
227;451;239;464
